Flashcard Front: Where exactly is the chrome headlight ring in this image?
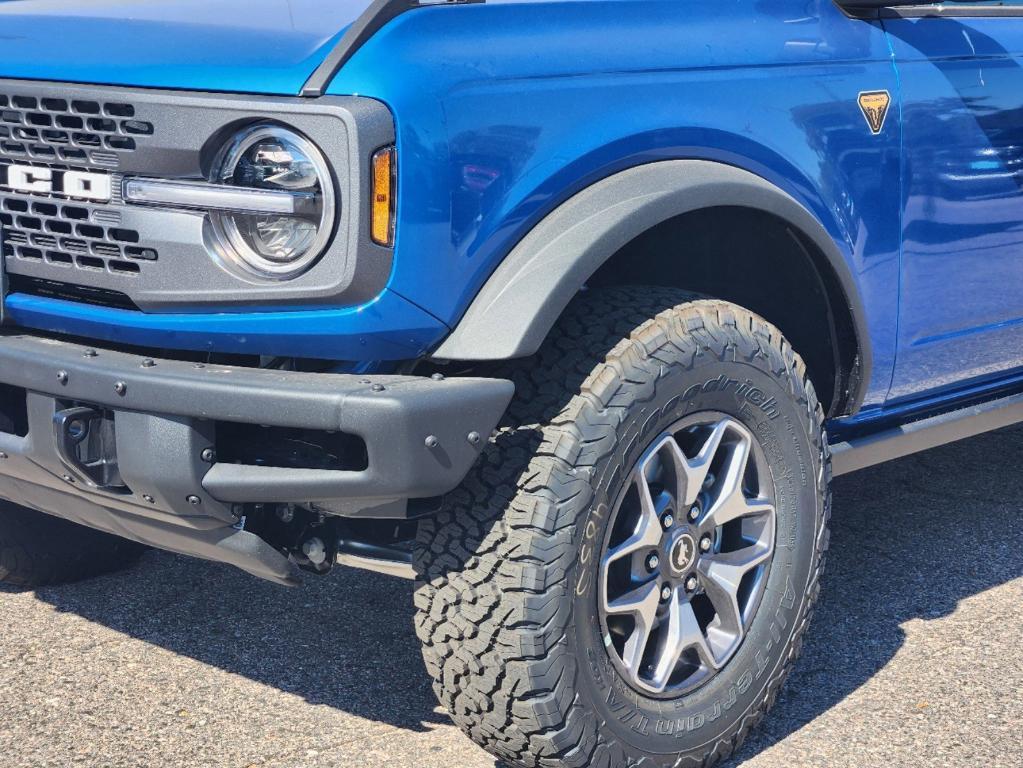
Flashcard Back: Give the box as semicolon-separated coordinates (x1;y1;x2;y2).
206;123;336;281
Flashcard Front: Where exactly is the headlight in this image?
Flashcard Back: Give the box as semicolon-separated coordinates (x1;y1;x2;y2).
208;124;335;280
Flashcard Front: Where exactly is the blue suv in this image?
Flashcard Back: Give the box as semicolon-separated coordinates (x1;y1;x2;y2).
0;1;1018;765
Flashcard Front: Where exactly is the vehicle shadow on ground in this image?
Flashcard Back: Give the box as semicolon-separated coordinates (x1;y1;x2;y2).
6;425;1022;759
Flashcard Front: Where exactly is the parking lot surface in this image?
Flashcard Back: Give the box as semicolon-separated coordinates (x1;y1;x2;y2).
0;427;1021;768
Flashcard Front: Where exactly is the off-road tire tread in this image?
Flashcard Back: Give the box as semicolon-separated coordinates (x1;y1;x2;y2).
0;501;145;587
414;286;831;768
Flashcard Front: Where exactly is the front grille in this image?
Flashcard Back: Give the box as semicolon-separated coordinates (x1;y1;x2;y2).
0;93;151;168
0;79;382;315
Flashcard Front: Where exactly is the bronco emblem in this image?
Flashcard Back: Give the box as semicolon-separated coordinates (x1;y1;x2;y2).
858;90;891;135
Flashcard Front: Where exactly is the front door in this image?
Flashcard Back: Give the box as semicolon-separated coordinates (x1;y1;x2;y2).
886;5;1023;402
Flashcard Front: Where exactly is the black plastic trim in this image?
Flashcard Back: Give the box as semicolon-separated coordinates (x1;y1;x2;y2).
301;0;485;98
433;159;873;415
831;390;1023;475
0;331;513;578
880;4;1023;17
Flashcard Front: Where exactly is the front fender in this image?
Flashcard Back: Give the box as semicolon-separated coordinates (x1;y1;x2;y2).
431;160;872;408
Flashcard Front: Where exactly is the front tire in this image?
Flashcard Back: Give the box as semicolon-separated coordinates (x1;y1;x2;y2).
414;288;830;768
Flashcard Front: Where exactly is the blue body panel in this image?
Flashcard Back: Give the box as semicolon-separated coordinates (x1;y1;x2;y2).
2;0;1022;418
883;16;1023;403
2;290;443;361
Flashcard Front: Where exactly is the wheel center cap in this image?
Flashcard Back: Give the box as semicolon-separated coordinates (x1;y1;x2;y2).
669;533;697;574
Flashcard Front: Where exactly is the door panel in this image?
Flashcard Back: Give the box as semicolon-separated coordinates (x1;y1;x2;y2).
886;13;1023;401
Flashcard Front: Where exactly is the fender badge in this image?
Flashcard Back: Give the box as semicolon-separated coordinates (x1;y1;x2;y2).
858;90;891;135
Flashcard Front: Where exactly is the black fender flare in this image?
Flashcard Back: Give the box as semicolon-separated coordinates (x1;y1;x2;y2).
432;159;871;411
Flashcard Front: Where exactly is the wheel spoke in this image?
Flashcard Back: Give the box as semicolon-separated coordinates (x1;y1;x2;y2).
647;593;718;691
601;466;666;569
703;428;773;529
604;580;661;673
698;542;772;657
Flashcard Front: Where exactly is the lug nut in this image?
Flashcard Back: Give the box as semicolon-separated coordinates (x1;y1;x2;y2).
688;505;700;522
646;553;660;571
114;381;127;396
142;494;155;504
431;372;445;381
467;431;481;445
700;536;713;553
685;575;699;593
425;435;439;449
661;513;674;530
660;585;673;602
62;474;74;483
56;370;68;385
703;472;715;488
186;495;201;506
200;448;216;463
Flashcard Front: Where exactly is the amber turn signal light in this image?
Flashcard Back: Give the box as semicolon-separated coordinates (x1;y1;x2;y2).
371;146;396;247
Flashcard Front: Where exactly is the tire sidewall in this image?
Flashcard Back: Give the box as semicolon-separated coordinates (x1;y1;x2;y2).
568;352;824;759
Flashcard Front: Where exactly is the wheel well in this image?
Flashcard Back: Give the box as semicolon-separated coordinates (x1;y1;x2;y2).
587;206;861;417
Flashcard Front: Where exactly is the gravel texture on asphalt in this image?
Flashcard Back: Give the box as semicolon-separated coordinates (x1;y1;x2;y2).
0;426;1021;768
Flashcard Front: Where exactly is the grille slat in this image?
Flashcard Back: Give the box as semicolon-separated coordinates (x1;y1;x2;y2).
1;193;153;278
0;93;150;163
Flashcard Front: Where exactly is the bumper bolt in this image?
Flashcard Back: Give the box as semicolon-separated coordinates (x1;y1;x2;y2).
467;431;481;445
200;448;216;463
141;358;156;368
425;435;439;449
0;452;7;460
83;348;97;358
688;504;700;522
431;372;445;381
685;575;699;593
187;495;201;506
661;513;674;530
699;536;712;553
646;553;660;571
62;474;74;483
56;370;68;385
114;381;127;396
660;584;672;602
371;383;385;392
142;494;155;504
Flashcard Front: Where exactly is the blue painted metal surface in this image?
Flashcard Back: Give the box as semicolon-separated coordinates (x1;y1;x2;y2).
2;290;444;361
882;15;1023;403
0;0;367;95
4;0;1023;417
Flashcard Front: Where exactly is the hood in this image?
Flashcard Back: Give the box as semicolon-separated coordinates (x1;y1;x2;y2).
0;0;373;95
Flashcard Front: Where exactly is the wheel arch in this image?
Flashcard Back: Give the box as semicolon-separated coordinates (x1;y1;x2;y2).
431;159;871;416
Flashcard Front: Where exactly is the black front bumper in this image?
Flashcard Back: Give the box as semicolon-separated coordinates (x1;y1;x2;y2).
0;332;513;584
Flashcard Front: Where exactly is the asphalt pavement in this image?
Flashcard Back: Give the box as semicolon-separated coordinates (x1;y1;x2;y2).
1;426;1021;768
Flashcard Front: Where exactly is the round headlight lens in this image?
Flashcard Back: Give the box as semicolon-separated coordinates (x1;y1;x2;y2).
208;124;335;280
